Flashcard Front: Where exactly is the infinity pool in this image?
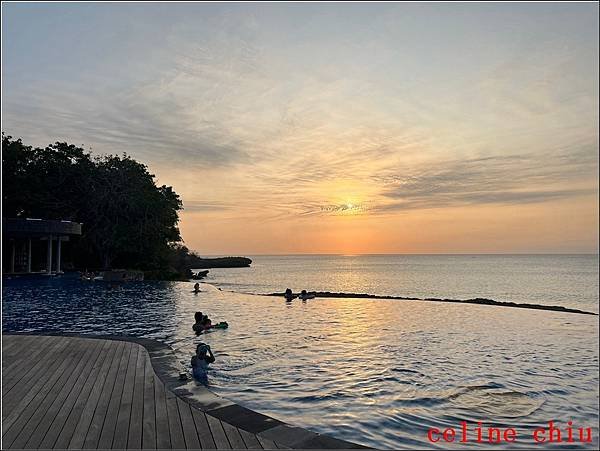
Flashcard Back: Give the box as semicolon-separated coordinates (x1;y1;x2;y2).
3;275;598;449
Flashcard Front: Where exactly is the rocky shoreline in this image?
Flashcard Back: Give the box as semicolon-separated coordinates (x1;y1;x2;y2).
265;291;598;315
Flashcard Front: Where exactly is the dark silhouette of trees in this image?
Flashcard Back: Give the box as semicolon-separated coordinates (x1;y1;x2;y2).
2;133;183;271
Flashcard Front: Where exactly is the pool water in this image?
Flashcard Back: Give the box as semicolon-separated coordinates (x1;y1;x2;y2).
3;275;598;449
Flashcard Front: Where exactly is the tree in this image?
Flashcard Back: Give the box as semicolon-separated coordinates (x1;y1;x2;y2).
84;154;182;269
2;134;183;270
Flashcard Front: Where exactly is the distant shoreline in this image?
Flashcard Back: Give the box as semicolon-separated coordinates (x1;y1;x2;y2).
263;291;598;316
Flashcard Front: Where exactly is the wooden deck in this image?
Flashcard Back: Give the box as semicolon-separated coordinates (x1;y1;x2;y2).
2;335;288;450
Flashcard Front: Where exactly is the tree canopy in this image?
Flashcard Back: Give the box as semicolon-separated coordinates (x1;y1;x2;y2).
2;134;183;270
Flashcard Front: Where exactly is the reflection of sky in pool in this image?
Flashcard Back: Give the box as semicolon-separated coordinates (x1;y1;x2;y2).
3;275;598;449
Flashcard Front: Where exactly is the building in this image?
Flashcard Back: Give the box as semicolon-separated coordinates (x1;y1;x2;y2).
2;218;82;275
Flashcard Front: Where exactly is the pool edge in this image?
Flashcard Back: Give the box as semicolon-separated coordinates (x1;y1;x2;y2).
2;332;369;449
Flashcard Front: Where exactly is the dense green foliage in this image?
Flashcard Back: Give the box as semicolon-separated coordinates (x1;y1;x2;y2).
3;134;183;271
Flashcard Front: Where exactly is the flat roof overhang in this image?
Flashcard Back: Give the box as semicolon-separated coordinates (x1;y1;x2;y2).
3;218;82;237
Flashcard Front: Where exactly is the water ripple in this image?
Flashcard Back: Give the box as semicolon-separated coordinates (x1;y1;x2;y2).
2;274;598;449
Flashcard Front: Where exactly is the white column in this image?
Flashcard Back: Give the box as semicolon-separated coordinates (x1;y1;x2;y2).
56;237;62;273
46;235;53;274
27;238;32;273
11;240;16;273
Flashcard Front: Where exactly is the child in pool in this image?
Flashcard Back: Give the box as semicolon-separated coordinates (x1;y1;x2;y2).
193;312;213;333
191;343;215;385
193;312;204;332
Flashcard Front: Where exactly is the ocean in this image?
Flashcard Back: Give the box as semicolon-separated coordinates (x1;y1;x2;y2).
3;254;599;449
204;254;599;313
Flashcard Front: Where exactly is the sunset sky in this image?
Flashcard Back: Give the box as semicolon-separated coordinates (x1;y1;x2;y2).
2;3;598;254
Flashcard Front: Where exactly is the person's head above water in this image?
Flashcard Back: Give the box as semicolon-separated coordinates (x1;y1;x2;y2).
196;343;214;362
301;289;307;295
196;343;209;356
285;288;292;294
195;312;203;323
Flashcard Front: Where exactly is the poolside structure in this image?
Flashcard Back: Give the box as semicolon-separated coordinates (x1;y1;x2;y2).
2;218;82;275
2;334;365;449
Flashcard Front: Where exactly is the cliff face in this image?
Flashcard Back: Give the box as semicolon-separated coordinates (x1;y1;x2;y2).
190;256;252;269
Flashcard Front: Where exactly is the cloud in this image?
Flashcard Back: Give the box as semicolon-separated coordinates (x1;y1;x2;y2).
182;201;231;212
376;189;596;213
295;202;369;216
2;2;597;232
373;144;598;212
2;77;250;168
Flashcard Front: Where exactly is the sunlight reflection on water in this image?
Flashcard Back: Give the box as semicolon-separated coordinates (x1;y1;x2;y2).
3;275;598;449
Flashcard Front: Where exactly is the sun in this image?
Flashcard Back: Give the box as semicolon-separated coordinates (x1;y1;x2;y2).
341;201;367;215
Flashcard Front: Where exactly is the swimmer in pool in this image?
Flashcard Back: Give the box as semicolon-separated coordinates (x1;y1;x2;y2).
193;312;204;332
191;343;215;385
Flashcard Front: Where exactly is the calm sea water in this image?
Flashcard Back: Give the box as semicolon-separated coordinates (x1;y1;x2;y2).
2;255;599;449
204;255;599;313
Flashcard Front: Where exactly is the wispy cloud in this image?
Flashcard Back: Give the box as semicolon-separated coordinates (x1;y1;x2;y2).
372;144;597;212
182;201;232;212
2;3;598;252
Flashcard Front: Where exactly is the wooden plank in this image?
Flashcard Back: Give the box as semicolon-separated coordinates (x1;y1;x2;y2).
94;342;134;449
61;340;125;449
2;339;65;415
2;336;66;399
206;414;233;449
127;345;145;449
256;435;278;449
2;336;41;383
1;334;17;347
0;340;24;367
24;339;110;449
3;335;314;450
1;335;21;348
110;342;140;449
2;335;55;384
3;337;88;448
166;393;186;449
191;406;217;449
154;369;171;449
9;338;103;449
2;337;79;437
142;353;156;450
177;398;201;449
3;336;66;390
2;335;39;362
1;336;18;358
2;336;47;391
68;341;127;449
1;335;39;371
34;340;111;449
239;428;264;449
35;339;109;447
221;421;248;449
3;338;79;447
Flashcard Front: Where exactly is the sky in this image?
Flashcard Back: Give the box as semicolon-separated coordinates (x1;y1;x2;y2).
2;2;598;255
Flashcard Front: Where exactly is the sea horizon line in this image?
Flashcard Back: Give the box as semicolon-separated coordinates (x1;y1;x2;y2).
196;252;600;257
